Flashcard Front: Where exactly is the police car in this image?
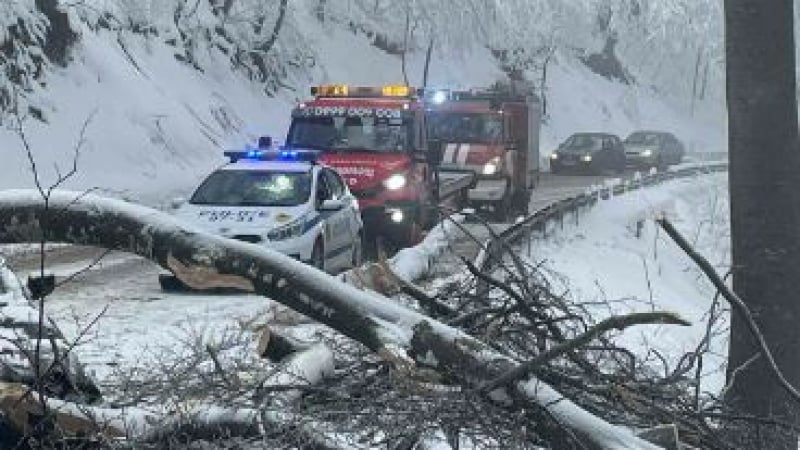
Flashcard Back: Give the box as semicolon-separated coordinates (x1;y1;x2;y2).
173;148;364;274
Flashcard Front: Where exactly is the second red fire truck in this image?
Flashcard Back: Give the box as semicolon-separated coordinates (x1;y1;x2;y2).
426;83;542;220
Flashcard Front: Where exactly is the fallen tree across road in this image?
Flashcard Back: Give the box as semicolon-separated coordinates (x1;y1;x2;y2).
0;189;687;448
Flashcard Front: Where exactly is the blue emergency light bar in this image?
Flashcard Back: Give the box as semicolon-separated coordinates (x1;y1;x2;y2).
224;148;321;163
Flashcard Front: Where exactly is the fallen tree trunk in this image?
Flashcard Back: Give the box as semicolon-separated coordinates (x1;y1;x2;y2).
0;190;678;448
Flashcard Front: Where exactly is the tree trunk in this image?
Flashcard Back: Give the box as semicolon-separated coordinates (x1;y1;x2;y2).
401;8;411;86
258;0;289;56
699;58;710;101
421;37;434;88
690;46;703;116
725;0;800;447
540;49;554;118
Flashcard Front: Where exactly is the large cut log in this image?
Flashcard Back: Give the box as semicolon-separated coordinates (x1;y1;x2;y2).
0;190;675;449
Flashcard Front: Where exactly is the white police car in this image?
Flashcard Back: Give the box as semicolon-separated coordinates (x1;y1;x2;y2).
173;149;364;273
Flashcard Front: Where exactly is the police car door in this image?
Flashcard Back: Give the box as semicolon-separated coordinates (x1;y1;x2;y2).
325;168;359;237
318;169;350;266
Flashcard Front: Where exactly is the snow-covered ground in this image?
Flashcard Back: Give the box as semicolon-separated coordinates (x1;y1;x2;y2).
534;172;730;394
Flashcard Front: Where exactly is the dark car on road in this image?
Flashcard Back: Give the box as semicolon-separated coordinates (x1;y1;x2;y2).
623;130;685;170
550;133;626;175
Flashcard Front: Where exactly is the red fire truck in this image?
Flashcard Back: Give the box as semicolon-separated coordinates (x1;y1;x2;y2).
426;83;541;220
284;85;475;247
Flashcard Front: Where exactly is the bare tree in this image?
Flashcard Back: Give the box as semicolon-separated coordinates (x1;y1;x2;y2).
724;0;800;447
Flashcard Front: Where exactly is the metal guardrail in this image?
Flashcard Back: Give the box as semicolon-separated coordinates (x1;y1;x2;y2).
475;162;729;272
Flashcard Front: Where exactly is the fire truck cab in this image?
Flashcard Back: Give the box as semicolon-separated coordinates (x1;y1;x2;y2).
426;83;541;220
286;85;474;247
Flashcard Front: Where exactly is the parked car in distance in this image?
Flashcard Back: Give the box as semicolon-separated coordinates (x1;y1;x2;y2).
550;133;626;175
623;130;685;170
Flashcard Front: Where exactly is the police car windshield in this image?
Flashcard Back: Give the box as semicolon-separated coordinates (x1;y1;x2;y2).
190;170;312;207
562;135;603;152
288;116;410;153
428;113;503;144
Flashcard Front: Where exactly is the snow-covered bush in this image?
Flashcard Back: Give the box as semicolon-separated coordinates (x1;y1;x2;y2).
71;0;315;95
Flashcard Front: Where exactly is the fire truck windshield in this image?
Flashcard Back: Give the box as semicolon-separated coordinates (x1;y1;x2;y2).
428;113;503;144
288;116;411;153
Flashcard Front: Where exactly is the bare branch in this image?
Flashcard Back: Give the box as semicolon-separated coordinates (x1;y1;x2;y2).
478;311;690;394
658;217;800;404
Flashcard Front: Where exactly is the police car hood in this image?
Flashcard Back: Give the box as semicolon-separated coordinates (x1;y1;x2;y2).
318;152;410;192
175;203;308;237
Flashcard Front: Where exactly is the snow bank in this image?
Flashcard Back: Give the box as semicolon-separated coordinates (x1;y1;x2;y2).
389;214;465;281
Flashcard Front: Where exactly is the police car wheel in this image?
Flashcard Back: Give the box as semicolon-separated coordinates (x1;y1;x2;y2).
311;239;325;271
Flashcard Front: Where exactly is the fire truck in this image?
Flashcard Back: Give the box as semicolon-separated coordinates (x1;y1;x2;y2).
425;83;541;220
284;85;475;247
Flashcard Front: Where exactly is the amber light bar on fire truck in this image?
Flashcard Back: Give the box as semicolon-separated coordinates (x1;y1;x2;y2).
311;84;420;98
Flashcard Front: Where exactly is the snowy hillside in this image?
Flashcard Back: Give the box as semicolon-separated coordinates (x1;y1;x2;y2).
0;1;726;204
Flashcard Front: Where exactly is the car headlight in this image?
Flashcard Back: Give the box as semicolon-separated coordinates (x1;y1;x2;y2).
482;157;501;175
550;153;559;160
581;154;593;162
641;149;653;157
267;216;306;241
383;173;407;190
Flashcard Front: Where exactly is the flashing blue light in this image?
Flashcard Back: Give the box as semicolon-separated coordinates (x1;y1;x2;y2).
432;90;448;104
279;150;300;160
224;148;321;163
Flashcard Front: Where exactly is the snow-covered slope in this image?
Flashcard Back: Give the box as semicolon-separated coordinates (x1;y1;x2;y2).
0;3;726;205
537;173;730;394
540;60;725;156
